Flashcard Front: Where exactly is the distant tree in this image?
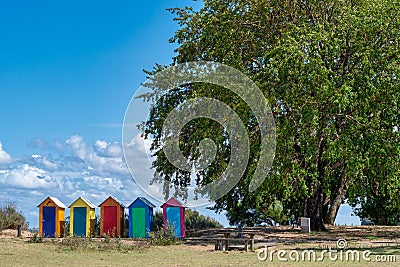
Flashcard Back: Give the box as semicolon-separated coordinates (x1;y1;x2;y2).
64;216;70;236
226;199;289;227
123;213;129;238
0;201;27;231
154;211;163;230
94;214;100;237
185;209;223;230
153;210;223;230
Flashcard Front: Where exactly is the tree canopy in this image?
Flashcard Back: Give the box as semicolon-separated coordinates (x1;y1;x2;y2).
140;0;400;230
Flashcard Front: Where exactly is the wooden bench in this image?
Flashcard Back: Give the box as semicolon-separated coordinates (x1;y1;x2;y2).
214;232;256;252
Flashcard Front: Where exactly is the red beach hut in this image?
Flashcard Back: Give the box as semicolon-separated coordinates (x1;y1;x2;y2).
98;196;125;237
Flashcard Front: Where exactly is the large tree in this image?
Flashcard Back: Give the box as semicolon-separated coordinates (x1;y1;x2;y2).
140;0;400;230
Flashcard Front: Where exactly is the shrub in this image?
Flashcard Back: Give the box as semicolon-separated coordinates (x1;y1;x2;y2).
149;223;180;246
55;235;137;253
0;201;27;231
28;233;43;243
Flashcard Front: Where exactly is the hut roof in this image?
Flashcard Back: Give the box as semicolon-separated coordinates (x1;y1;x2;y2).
68;197;97;208
37;196;66;208
98;196;125;208
128;197;156;208
161;197;185;208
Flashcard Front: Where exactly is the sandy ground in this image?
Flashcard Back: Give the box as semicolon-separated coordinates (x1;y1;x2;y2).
1;226;399;250
0;229;33;238
185;226;400;250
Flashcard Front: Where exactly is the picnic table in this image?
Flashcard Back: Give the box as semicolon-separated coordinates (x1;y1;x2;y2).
213;232;257;251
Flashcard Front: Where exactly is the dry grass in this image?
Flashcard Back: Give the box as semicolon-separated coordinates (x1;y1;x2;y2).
0;226;399;266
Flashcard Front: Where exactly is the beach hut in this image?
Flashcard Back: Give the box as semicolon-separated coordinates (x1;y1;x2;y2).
37;197;66;238
161;197;186;238
128;197;155;238
69;197;96;237
98;196;125;237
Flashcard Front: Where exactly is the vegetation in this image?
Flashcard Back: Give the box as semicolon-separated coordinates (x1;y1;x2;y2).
0;230;399;266
63;216;70;237
149;224;180;246
185;209;223;230
28;233;43;243
153;211;163;230
153;210;223;231
227;199;289;226
54;236;141;253
0;201;27;231
139;0;400;230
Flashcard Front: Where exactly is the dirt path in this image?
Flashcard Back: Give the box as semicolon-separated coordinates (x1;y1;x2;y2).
186;226;400;249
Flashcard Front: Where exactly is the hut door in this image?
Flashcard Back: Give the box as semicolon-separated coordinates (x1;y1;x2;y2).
42;206;56;238
166;207;181;237
104;206;117;236
73;207;86;237
132;208;146;238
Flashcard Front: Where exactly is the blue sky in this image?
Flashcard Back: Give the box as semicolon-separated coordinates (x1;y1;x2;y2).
0;0;360;228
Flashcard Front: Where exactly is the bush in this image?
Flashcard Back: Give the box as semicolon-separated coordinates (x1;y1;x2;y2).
0;201;27;231
55;235;141;253
149;223;180;246
28;233;43;243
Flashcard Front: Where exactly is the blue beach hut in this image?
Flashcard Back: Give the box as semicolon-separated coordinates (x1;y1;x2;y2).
128;197;155;238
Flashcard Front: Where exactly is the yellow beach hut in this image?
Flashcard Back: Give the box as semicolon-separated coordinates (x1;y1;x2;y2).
37;196;66;238
69;197;96;237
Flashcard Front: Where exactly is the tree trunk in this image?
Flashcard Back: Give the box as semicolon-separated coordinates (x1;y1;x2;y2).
304;131;327;232
324;194;344;225
304;187;327;231
324;180;347;225
323;166;347;225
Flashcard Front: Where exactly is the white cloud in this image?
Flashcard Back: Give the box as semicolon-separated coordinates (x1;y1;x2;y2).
30;154;58;170
94;140;108;150
94;140;122;158
0;164;58;189
127;133;153;152
66;135;89;159
0;142;13;165
65;135;128;177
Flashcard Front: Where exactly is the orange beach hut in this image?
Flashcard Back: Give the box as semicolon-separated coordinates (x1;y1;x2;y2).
37;196;66;238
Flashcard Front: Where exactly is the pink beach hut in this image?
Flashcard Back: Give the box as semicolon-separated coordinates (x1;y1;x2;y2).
161;197;186;238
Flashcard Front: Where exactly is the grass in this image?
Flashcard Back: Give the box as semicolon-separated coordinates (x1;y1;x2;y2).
0;237;398;267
